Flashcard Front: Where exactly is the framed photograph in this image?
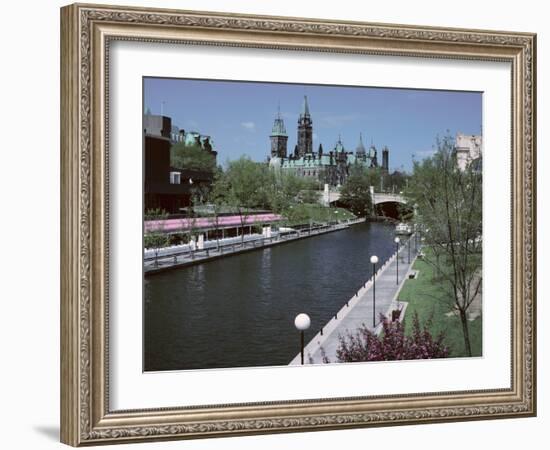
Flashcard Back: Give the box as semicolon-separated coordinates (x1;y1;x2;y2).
60;3;536;446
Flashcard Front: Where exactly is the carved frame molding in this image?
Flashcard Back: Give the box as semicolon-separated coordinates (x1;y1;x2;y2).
61;3;536;446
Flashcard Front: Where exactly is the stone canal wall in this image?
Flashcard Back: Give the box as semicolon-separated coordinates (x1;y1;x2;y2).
145;218;366;275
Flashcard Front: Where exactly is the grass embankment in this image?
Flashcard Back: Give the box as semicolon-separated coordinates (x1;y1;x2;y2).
283;204;356;227
398;254;482;358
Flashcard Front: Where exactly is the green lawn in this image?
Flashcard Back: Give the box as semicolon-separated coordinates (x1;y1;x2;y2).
398;255;482;358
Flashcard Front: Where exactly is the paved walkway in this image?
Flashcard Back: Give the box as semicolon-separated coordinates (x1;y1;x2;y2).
291;235;419;365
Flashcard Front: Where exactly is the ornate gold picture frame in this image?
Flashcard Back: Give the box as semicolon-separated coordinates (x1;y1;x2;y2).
60;3;536;446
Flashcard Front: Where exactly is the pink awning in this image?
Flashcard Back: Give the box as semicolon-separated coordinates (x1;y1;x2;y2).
145;213;283;232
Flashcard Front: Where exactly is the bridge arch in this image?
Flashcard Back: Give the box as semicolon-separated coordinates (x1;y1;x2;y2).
322;189;412;219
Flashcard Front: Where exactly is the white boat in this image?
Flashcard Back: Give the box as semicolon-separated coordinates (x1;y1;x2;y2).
395;222;412;235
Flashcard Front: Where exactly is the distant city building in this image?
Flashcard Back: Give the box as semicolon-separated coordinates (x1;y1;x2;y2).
382;146;389;174
144;111;171;139
454;132;482;171
144;112;215;214
268;96;389;186
171;125;218;160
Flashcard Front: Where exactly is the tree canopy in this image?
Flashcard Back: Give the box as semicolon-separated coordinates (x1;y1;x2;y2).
170;142;216;172
338;166;375;217
405;134;482;356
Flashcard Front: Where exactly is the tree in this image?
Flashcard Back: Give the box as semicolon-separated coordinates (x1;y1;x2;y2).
297;187;321;204
405;134;482;356
386;170;409;193
170;142;216;172
144;232;171;266
333;312;449;362
338;166;374;217
208;167;230;250
219;157;270;243
265;171;306;213
144;208;170;265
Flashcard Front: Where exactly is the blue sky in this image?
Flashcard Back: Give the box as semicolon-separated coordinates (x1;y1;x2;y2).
144;77;482;173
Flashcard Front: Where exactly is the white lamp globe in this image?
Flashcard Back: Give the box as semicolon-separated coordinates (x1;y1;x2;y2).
394;237;400;244
294;313;311;331
370;255;379;264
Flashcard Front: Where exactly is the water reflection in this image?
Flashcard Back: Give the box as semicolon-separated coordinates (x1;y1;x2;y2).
144;222;395;371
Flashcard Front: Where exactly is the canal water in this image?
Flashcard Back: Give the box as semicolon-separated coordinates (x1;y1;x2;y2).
144;221;396;371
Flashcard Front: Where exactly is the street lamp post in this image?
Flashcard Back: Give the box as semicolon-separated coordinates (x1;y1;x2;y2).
413;204;419;253
370;255;379;327
394;236;400;285
408;235;411;264
294;313;311;365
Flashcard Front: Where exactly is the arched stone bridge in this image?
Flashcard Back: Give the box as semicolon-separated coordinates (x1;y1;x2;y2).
323;190;406;206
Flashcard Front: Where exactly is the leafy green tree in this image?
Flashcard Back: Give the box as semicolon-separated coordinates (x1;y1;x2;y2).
208;167;230;250
219;157;270;243
144;208;168;221
339;167;374;217
144;232;170;266
298;189;321;204
144;208;170;265
364;167;383;191
405;134;482;356
295;177;322;204
170;142;216;172
265;171;304;213
386;170;409;193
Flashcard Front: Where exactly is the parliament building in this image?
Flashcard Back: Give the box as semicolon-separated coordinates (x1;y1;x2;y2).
268;96;389;186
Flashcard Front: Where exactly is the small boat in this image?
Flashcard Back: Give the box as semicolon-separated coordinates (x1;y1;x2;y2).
395;222;412;235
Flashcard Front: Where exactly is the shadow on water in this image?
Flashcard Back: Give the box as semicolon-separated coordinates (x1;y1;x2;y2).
144;221;395;371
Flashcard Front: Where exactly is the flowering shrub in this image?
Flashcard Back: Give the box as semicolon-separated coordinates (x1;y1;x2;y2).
334;312;449;362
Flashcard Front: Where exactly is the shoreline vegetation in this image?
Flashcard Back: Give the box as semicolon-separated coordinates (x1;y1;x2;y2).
399;250;482;358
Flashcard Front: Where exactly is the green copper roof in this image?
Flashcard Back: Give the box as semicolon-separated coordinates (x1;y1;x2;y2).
270;106;287;137
279;153;371;169
333;135;346;153
271;118;287;136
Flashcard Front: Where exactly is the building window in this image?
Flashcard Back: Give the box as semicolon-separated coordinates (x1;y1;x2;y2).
170;171;181;184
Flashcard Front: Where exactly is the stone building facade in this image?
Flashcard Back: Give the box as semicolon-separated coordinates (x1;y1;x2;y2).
144;112;215;214
268;96;389;186
454;132;482;171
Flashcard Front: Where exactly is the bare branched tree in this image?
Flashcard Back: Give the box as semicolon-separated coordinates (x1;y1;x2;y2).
406;135;482;356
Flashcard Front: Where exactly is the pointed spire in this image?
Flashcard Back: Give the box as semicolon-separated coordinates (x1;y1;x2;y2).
334;135;345;153
301;95;310;117
356;132;366;155
271;103;287;136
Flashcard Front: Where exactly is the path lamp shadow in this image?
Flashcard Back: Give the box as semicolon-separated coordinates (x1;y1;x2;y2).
370;255;379;327
294;313;311;365
394;236;400;285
